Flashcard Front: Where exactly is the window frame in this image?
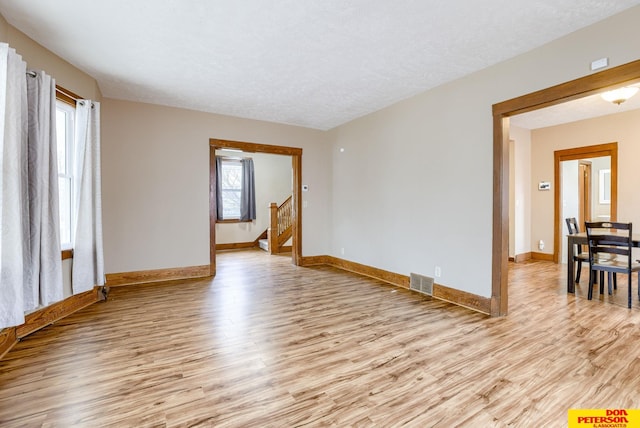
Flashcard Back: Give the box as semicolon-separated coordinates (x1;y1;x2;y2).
218;157;250;223
56;99;75;250
55;85;81;257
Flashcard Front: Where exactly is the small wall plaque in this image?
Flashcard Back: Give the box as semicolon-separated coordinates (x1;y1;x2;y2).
538;181;550;191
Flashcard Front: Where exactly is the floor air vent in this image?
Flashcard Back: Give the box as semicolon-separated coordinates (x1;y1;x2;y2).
410;273;434;296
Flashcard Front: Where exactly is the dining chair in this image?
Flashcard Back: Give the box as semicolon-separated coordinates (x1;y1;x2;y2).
565;217;589;283
567;217;613;288
585;221;640;308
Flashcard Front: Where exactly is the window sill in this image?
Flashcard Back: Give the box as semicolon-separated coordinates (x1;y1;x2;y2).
217;219;253;224
61;249;74;260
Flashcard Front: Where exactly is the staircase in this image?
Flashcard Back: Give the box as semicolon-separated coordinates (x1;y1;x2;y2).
259;195;292;254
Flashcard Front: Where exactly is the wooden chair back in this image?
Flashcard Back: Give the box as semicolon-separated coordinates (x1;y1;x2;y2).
565;217;580;235
566;217;585;256
585;221;633;272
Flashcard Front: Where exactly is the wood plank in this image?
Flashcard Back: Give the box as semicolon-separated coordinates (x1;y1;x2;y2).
0;288;100;359
16;288;99;338
215;241;257;251
303;255;490;314
0;328;17;361
291;153;302;266
105;265;211;287
300;255;329;266
514;252;532;263
531;252;554;262
492;59;640;116
55;84;83;107
492;113;509;317
324;256;410;288
209;145;217;276
432;284;491;315
3;252;640;426
210;138;303;156
61;249;73;260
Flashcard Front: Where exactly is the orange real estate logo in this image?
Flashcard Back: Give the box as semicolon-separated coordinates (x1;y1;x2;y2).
568;409;640;427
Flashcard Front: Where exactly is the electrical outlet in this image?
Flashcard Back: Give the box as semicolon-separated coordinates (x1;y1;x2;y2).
340;247;345;255
435;266;441;278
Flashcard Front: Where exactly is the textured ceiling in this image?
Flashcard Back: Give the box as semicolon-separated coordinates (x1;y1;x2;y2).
1;1;640;130
511;82;640;130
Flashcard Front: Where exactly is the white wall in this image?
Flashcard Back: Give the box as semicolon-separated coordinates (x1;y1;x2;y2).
509;139;515;258
560;161;579;263
215;151;292;244
329;6;640;298
509;125;532;257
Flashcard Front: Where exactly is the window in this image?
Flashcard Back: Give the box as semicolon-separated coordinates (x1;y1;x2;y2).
215;155;256;222
219;158;243;219
56;100;75;249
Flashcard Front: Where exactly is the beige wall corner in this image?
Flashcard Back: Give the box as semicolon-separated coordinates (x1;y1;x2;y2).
101;99;332;274
0;13;8;41
4;23;101;100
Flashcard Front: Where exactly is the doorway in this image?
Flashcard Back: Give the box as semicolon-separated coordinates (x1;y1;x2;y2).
554;143;618;263
209;139;303;276
492;59;640;317
578;161;592;229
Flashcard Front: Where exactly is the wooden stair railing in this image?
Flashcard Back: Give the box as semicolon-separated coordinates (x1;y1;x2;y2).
268;195;292;254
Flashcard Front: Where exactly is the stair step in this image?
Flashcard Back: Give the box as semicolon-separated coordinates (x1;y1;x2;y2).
258;239;269;251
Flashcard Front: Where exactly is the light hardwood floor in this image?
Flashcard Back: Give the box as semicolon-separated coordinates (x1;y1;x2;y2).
1;250;640;427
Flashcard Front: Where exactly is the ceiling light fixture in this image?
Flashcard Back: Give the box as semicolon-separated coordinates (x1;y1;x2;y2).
601;86;639;105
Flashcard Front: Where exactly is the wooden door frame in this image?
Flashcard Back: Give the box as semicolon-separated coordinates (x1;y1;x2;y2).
578;161;592;231
492;59;640;317
209;139;303;276
553;145;618;263
578;160;596;230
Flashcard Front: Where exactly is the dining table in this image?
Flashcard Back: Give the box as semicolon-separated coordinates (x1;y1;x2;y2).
566;231;640;293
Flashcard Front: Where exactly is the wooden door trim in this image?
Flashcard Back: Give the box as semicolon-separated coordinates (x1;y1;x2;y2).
209;139;303;274
578;161;592;231
553;143;618;263
492;59;640;317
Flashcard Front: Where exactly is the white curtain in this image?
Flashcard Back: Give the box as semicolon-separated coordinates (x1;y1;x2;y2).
0;43;28;328
25;69;64;309
72;100;104;294
0;42;65;329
